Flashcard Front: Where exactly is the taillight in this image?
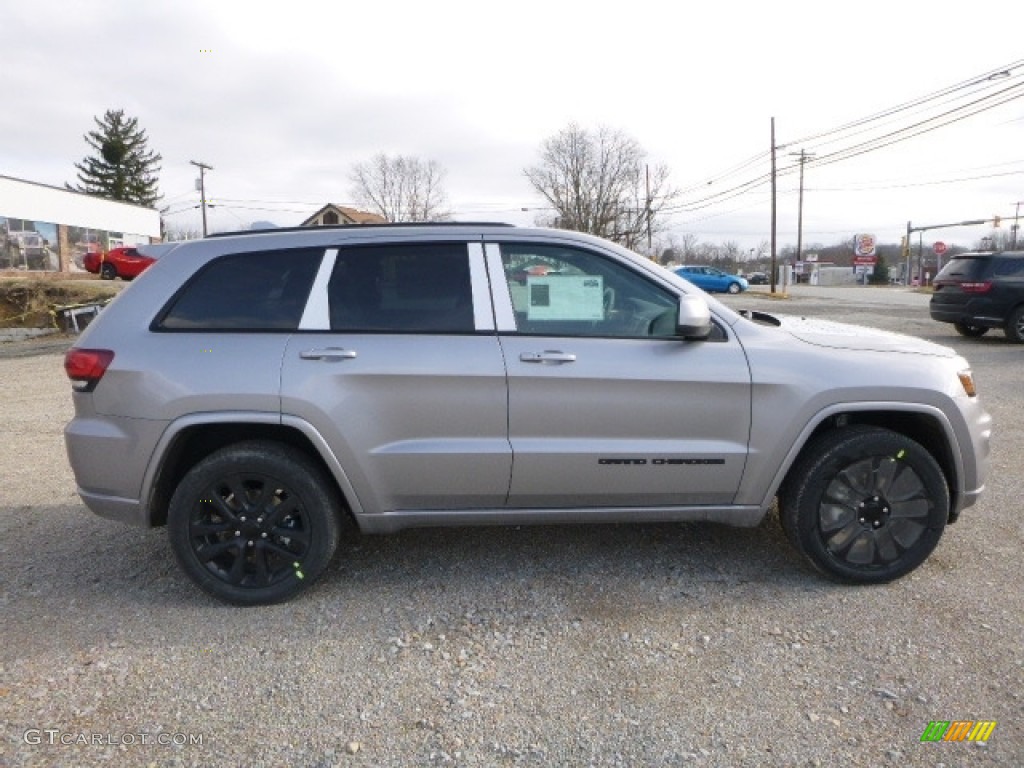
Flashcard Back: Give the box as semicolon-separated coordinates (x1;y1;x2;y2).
64;348;114;392
960;281;992;293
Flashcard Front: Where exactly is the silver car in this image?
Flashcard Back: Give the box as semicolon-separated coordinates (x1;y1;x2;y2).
64;224;992;604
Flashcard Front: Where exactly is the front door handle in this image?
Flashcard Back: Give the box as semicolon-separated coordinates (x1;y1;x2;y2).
300;347;357;361
519;351;577;364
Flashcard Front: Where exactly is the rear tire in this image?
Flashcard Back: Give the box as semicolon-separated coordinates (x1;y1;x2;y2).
780;426;949;584
168;441;341;605
953;321;988;338
1005;306;1024;344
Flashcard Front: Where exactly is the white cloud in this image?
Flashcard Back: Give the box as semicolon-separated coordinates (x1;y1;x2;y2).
2;0;1021;247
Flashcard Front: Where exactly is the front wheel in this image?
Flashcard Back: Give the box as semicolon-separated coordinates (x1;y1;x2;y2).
1005;306;1024;343
168;441;342;605
780;426;949;584
954;321;988;338
99;262;116;280
727;282;741;294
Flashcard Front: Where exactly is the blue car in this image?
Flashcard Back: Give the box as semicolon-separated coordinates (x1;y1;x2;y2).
674;265;749;294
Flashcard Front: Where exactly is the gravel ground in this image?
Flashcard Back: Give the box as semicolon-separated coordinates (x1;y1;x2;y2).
1;287;1022;767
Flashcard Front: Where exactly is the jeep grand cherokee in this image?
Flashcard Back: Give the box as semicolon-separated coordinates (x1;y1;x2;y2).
64;224;991;604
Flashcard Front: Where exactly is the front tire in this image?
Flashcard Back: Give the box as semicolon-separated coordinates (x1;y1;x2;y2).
727;282;741;294
168;441;341;605
780;426;949;584
1005;306;1024;343
954;321;988;338
100;262;116;280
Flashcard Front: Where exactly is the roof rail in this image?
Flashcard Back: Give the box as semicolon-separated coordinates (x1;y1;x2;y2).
206;221;515;238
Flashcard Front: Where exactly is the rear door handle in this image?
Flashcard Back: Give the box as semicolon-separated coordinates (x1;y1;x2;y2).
300;347;357;361
519;351;577;364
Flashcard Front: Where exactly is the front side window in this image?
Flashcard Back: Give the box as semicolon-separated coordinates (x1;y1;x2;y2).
500;243;677;338
328;243;474;333
158;248;322;331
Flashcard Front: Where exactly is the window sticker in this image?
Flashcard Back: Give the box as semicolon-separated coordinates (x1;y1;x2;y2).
526;275;604;321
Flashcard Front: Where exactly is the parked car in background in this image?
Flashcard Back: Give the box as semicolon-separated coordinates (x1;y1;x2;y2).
64;224;990;605
929;250;1024;343
83;246;156;280
745;271;769;285
674;265;749;294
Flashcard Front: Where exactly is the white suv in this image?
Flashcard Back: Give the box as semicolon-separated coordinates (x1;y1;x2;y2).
63;224;991;604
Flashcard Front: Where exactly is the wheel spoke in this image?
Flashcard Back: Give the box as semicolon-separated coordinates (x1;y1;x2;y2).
196;537;237;564
874;527;900;563
837;460;874;497
888;465;926;502
263;539;304;560
890;498;930;520
272;524;310;546
889;518;926;549
820;503;855;533
872;458;899;496
190;518;234;537
225;545;248;585
207;491;240;522
825;519;862;554
844;531;876;565
261;495;298;529
252;542;272;585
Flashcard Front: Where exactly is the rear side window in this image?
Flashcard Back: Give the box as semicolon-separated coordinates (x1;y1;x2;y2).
327;243;473;332
158;249;322;330
991;257;1024;278
935;257;989;281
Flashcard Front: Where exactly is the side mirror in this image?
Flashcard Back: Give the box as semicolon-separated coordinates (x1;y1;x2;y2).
676;294;712;340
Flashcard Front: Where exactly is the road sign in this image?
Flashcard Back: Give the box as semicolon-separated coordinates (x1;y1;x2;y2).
853;256;878;266
933;241;947;255
854;234;877;257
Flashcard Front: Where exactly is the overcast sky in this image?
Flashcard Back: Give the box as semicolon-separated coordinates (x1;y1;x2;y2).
3;0;1022;252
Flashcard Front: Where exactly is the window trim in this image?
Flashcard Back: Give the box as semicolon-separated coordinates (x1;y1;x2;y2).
298;248;337;330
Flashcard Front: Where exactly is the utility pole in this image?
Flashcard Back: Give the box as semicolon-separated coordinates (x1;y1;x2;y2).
770;117;777;293
790;150;815;264
190;160;213;236
645;164;653;253
1013;201;1023;250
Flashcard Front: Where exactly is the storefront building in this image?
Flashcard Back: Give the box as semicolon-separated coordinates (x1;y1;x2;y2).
0;175;161;273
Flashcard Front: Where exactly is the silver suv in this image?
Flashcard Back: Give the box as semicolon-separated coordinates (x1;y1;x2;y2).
63;224;992;604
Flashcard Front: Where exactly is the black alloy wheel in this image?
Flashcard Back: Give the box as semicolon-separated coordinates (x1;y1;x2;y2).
168;441;341;605
781;426;949;584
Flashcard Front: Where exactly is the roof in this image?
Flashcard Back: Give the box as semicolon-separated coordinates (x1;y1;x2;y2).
300;203;387;227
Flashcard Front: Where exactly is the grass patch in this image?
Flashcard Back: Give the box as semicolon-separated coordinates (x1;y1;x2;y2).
0;276;123;328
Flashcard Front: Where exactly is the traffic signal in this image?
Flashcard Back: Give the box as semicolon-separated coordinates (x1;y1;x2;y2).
994;215;1001;227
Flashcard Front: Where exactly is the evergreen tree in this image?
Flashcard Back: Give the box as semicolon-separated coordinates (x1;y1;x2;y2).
70;109;162;207
869;254;890;285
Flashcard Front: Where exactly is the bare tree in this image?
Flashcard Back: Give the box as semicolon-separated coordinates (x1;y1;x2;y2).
524;123;677;252
349;154;451;222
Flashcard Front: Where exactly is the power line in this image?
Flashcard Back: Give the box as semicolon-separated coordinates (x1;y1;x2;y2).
667;59;1024;216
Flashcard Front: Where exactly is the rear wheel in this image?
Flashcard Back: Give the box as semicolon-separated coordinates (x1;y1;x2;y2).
780;426;949;584
168;441;342;605
953;321;988;338
1005;306;1024;343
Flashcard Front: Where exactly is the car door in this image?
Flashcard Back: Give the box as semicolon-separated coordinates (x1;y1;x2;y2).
280;241;512;516
487;241;752;508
